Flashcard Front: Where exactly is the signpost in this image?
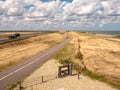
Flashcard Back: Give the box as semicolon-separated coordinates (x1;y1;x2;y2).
58;63;73;78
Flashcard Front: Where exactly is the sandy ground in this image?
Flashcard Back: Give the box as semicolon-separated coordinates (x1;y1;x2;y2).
21;59;116;90
0;33;66;71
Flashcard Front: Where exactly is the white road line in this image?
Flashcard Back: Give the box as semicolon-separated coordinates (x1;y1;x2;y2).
0;72;13;81
14;66;26;73
25;61;35;67
0;39;70;81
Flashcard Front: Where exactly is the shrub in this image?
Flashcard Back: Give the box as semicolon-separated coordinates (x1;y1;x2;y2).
75;51;83;60
59;58;72;65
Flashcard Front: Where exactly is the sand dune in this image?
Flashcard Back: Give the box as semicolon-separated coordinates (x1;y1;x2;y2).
69;32;120;82
20;31;120;90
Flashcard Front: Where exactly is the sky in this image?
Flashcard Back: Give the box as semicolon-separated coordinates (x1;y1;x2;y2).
0;0;120;31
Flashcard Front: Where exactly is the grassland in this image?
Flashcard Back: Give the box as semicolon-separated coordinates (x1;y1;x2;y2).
54;43;75;60
19;31;119;90
0;32;66;71
114;36;120;38
54;31;120;89
70;32;120;89
1;31;120;89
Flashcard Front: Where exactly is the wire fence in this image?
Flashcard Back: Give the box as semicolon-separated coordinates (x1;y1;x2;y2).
12;64;79;90
13;74;58;90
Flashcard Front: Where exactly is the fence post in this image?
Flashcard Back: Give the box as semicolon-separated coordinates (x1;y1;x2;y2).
78;72;80;79
42;76;44;83
19;81;23;90
56;75;58;79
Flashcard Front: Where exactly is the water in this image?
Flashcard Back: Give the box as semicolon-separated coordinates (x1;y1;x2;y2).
85;31;120;36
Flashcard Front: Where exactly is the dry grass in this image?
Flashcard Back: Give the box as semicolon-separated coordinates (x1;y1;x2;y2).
10;31;120;90
68;31;120;88
0;32;66;71
20;60;116;90
80;37;120;80
4;31;120;89
54;43;75;61
0;32;37;38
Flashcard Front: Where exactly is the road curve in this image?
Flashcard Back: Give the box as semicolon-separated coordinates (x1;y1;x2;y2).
0;37;72;90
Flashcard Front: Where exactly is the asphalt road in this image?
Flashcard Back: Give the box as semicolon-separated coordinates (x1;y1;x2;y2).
0;32;48;42
0;37;72;90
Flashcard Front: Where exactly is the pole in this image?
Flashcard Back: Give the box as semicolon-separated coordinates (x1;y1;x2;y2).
78;72;80;79
42;76;44;83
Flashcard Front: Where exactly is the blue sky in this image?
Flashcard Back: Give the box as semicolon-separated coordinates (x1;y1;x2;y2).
0;0;120;31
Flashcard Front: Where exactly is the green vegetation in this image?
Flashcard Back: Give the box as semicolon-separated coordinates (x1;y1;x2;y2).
7;81;20;90
71;63;120;89
75;51;83;60
77;31;96;37
114;35;120;39
54;43;75;61
43;40;61;47
54;38;120;89
73;64;84;73
59;58;72;65
83;70;120;90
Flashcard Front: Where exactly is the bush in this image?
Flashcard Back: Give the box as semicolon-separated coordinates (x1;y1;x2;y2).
75;51;83;60
59;58;72;65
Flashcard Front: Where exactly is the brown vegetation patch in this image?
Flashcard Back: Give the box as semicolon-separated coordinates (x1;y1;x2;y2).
0;32;66;71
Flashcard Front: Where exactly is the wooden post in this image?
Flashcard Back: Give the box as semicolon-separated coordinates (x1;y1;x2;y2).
68;64;70;75
70;63;73;75
42;76;44;83
56;75;58;79
19;81;23;90
78;72;80;79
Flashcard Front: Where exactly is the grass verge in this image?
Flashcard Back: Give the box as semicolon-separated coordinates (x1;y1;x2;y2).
0;37;29;44
114;36;120;39
5;38;67;90
82;69;120;90
53;39;120;89
53;43;75;63
0;61;16;71
42;40;61;47
7;82;19;90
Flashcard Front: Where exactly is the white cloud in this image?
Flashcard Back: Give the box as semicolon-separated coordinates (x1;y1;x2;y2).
0;0;120;30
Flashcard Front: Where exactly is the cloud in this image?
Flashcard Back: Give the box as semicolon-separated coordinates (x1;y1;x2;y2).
0;0;120;30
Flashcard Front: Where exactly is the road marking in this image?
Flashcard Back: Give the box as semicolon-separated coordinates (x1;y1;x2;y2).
0;47;56;81
0;72;14;81
0;38;71;81
14;66;26;73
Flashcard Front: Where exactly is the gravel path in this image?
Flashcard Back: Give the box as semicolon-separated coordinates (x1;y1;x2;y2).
22;59;117;90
